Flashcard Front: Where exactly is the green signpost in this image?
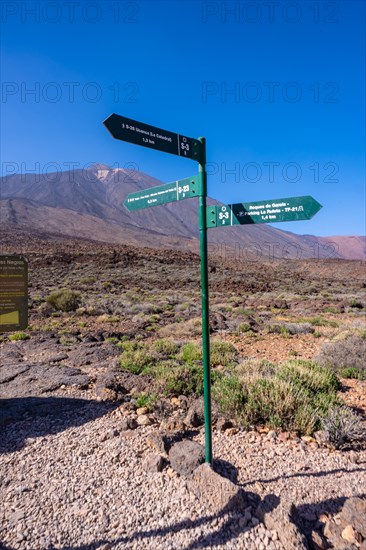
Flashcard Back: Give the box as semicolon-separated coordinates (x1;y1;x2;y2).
124;176;202;211
207;196;322;228
103;113;323;465
103;114;204;164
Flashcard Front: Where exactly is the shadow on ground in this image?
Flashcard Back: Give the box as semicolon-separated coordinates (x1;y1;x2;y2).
291;493;366;540
1;493;276;550
0;396;119;454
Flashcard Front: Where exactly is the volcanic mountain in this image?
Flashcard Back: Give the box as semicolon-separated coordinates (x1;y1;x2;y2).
0;164;365;260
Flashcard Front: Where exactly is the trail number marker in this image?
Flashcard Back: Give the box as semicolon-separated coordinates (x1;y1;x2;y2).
103;112;323;466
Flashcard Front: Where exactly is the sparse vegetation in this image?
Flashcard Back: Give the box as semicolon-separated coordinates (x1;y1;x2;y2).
315;334;366;380
9;332;30;341
6;233;365;447
135;392;158;411
212;359;340;434
47;289;81;312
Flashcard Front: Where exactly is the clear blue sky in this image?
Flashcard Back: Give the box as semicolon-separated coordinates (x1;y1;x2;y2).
1;0;365;236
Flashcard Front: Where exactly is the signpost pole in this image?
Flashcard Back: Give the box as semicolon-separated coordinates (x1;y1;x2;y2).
197;137;212;464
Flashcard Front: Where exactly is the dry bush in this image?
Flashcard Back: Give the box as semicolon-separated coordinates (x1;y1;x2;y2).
320;406;366;449
158;317;202;338
315;334;366;379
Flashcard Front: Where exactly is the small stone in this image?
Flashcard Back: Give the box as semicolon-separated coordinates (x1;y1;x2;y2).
142;453;164;473
171;397;180;407
301;435;316;444
136;407;148;416
160;418;186;432
120;417;138;430
226;427;238;436
267;430;277;439
95;372;122;401
137;414;151;426
310;530;328;550
185;397;218;427
146;432;168;455
341;524;357;544
239;516;249;528
216;418;234;431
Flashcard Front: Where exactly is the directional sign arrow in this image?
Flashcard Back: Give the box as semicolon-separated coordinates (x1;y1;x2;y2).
124;175;202;211
206;196;322;228
103;114;204;164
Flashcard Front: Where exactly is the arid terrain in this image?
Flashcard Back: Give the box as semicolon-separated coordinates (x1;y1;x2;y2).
1;227;365;550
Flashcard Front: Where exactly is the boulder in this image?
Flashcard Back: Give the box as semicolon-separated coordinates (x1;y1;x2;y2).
95;372;120;401
323;497;366;549
341;497;366;538
168;440;204;476
185;397;218;428
256;498;308;550
189;463;246;514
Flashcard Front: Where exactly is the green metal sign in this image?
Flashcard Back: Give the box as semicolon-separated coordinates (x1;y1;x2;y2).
104;112;323;468
124;176;202;211
103;114;204;164
207;196;322;228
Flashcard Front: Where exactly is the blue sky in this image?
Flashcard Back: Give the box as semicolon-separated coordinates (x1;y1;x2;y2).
1;0;365;236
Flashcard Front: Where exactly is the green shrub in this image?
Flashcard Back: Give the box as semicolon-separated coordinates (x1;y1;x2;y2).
238;322;252;333
153;338;180;357
212;374;245;421
154;361;204;397
216;359;341;435
46;289;80;312
9;332;30;341
119;342;157;374
210;341;237;367
180;342;202;363
135;393;157;411
340;367;365;380
80;276;96;284
277;360;339;394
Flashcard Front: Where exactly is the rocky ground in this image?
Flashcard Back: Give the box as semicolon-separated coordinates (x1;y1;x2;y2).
1;232;365;549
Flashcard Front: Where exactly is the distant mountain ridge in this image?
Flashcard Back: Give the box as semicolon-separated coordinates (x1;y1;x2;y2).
1;164;365;260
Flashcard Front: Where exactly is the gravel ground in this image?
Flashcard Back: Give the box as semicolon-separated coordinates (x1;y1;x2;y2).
1;402;365;550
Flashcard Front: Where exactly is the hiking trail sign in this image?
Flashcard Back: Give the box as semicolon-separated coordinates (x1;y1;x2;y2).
207;196;322;227
124;176;202;211
0;255;28;333
103;112;323;465
103;114;204;164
